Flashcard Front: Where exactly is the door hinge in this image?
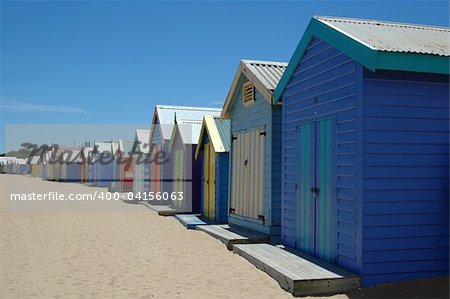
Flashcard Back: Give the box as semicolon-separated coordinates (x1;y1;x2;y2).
229;208;235;214
260;131;266;136
258;215;265;223
232;136;237;140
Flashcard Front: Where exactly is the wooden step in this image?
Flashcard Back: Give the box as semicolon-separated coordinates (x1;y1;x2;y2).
233;243;360;296
147;204;177;216
197;224;269;250
175;214;207;229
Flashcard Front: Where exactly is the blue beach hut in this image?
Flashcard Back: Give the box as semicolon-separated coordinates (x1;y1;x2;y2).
221;60;287;236
195;116;231;223
275;16;450;286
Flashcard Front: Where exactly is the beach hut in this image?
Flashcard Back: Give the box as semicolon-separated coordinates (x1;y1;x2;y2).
39;151;52;179
0;158;5;174
195;116;231;223
4;157;15;174
168;118;203;213
132;129;151;196
116;140;134;192
93;141;114;188
52;148;64;181
221;60;287;236
109;142;121;191
46;151;56;180
149;105;221;204
275;16;450;286
81;147;93;183
60;147;83;182
87;151;96;185
29;155;41;177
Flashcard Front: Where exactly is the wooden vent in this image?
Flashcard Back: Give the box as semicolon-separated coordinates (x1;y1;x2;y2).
243;81;255;104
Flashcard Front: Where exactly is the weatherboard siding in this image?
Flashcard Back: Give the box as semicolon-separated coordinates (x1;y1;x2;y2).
361;70;450;286
281;38;361;272
271;105;283;227
228;75;281;235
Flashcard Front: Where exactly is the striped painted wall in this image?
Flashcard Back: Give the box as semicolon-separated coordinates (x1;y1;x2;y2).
361;69;449;285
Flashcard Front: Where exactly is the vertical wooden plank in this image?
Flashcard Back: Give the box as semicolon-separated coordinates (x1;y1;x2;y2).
210;148;216;221
239;132;245;216
258;129;265;218
297;123;314;254
254;129;261;219
234;134;240;215
249;131;258;218
203;144;209;218
312;118;337;263
234;137;238;212
234;135;240;215
244;131;249;217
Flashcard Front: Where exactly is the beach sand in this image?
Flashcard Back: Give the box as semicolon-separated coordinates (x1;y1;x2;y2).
1;174;448;298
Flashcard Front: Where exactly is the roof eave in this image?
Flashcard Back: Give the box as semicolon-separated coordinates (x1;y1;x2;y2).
377;51;450;75
221;62;245;119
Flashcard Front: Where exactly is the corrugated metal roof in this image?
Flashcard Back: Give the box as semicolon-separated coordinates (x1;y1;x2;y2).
155;105;222;140
94;142;112;153
135;129;150;153
315;16;450;56
242;60;288;91
213;118;231;152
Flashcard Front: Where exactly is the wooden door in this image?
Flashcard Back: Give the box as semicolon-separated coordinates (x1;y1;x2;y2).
230;128;265;219
203;144;216;221
296;118;337;262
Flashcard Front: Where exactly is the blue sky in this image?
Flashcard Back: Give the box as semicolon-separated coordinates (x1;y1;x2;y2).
1;1;449;152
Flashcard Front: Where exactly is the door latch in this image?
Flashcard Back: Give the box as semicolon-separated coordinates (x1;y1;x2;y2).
310;186;319;199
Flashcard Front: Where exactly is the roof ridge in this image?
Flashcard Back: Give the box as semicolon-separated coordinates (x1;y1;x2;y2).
156;105;222;111
314;15;450;31
241;59;288;66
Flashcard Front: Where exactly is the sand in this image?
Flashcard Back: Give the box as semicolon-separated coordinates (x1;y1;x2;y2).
1;174;448;299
